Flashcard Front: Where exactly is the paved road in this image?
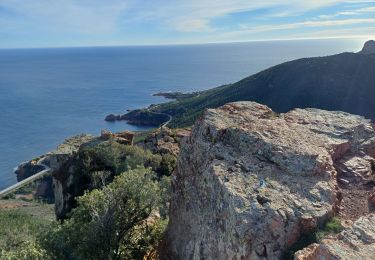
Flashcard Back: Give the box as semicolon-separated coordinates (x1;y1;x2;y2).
0;158;51;198
146;110;172;128
160;113;172;128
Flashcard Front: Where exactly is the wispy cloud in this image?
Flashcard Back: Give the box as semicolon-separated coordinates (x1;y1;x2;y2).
318;6;375;19
0;0;129;34
238;18;375;33
0;0;374;47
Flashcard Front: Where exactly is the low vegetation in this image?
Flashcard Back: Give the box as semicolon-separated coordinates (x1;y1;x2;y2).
315;217;343;241
1;167;170;259
41;167;169;260
0;205;54;259
1;137;174;259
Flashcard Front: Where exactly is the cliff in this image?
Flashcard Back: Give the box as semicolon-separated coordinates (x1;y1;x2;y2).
164;102;375;259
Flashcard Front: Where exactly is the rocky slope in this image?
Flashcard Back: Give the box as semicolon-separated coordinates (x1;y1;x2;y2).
164;102;375;259
118;40;375;128
295;213;375;259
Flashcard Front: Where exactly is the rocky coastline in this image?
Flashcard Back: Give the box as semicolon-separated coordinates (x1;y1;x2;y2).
105;108;171;126
153;91;199;100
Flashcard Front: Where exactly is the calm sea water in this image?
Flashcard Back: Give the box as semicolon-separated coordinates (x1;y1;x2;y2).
0;39;365;189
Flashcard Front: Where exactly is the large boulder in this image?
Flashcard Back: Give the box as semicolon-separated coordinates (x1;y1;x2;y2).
295;213;375;259
164;102;375;259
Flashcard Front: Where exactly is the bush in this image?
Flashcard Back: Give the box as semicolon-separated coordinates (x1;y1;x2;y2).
315;217;343;241
78;141;162;179
284;216;344;259
41;167;169;259
158;154;177;177
0;209;51;259
0;241;49;260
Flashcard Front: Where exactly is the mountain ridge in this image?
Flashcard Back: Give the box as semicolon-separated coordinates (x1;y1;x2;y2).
112;42;375;127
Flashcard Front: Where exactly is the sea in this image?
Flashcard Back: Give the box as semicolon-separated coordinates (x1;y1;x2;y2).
0;38;365;189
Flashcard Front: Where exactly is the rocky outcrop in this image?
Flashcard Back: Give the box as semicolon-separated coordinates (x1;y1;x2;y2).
100;130;134;145
105;109;171;126
15;160;45;182
47;134;94;219
14;157;52;200
137;127;191;156
164;102;375;259
360;40;375;54
295;213;375;259
105;114;121;121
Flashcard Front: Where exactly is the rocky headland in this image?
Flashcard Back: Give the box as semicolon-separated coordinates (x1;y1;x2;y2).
110;40;375;128
105;109;171;126
153;91;199;100
163;102;375;259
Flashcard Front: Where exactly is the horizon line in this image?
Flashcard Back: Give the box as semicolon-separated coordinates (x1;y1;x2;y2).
0;35;372;51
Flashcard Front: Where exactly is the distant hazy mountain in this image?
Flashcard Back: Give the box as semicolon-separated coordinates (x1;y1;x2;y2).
123;41;375;127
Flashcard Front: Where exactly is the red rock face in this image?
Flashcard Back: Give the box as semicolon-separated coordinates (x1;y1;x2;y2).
163;102;375;260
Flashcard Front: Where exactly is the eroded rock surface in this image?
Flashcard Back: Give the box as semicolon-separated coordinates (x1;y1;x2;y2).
164;102;375;260
137;127;191;156
295;213;375;260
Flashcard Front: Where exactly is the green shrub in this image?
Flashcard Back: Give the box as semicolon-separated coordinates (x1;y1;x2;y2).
0;241;49;260
158;154;177;177
315;217;343;241
41;167;169;260
78;141;162;178
284;216;344;259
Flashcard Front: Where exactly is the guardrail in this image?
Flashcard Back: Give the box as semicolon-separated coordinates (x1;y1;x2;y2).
0;167;51;198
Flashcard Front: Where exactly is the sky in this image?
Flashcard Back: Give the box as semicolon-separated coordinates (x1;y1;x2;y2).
0;0;374;48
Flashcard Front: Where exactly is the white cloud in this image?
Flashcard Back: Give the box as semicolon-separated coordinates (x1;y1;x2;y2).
234;18;375;34
318;6;375;19
0;0;353;34
172;19;213;32
133;0;350;32
0;0;374;46
0;0;129;34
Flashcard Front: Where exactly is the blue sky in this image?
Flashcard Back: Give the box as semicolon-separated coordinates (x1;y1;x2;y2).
0;0;374;48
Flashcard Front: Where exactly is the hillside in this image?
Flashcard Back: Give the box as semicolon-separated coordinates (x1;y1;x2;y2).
117;41;375;127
